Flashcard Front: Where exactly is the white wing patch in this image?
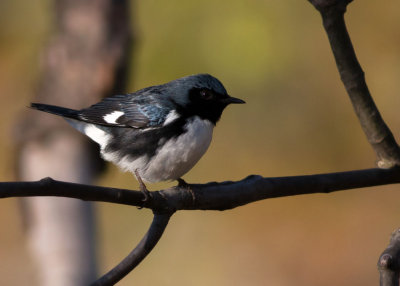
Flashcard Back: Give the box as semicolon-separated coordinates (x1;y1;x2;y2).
163;110;180;126
103;111;124;124
64;118;111;150
83;124;111;149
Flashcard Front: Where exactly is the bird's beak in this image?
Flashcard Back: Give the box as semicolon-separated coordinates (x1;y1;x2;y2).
221;96;246;104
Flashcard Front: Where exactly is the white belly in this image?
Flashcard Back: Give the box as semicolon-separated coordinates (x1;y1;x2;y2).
141;117;214;182
89;116;214;183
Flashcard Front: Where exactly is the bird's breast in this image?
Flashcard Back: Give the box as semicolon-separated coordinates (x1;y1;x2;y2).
141;116;214;182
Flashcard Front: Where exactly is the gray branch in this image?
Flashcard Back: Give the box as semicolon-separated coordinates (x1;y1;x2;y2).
1;168;399;211
308;0;400;168
1;167;400;284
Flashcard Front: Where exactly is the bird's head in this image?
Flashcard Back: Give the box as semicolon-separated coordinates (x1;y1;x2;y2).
168;74;245;124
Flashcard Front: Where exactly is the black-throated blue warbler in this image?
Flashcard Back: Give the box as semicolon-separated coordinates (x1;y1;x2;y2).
31;74;245;197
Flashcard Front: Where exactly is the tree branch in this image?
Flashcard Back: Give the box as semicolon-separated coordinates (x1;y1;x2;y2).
1;168;399;212
308;0;400;168
378;229;400;286
91;212;172;286
2;168;399;283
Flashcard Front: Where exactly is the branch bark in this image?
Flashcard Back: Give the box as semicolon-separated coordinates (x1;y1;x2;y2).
378;229;400;286
308;0;400;168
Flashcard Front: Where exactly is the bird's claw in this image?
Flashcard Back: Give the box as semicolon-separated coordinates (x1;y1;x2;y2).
140;187;151;202
136;186;151;209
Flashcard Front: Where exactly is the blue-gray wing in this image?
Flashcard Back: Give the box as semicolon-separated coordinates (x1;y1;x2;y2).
78;91;175;129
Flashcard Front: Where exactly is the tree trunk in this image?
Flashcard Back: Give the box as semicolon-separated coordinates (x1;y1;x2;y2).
15;1;132;285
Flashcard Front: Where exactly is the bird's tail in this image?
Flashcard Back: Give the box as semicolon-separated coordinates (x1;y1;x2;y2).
30;103;80;120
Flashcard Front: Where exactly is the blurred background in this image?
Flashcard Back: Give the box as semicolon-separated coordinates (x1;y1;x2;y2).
1;0;400;285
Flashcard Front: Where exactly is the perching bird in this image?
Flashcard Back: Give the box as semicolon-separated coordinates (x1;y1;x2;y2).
31;74;245;197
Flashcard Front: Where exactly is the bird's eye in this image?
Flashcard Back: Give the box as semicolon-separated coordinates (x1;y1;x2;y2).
200;89;213;100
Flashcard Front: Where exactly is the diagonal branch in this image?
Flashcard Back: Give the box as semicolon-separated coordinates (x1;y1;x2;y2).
378;228;400;286
91;212;173;286
308;0;400;168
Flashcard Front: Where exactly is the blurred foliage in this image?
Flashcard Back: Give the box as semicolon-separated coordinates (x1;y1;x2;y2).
0;0;400;285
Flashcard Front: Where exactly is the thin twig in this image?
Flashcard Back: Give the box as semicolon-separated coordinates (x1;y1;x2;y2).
308;0;400;168
91;212;173;286
378;229;400;286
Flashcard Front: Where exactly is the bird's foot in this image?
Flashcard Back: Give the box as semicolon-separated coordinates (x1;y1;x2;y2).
140;186;151;202
177;178;190;188
134;170;151;208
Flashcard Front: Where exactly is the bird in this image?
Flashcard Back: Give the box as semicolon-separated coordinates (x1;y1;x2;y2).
30;74;245;199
